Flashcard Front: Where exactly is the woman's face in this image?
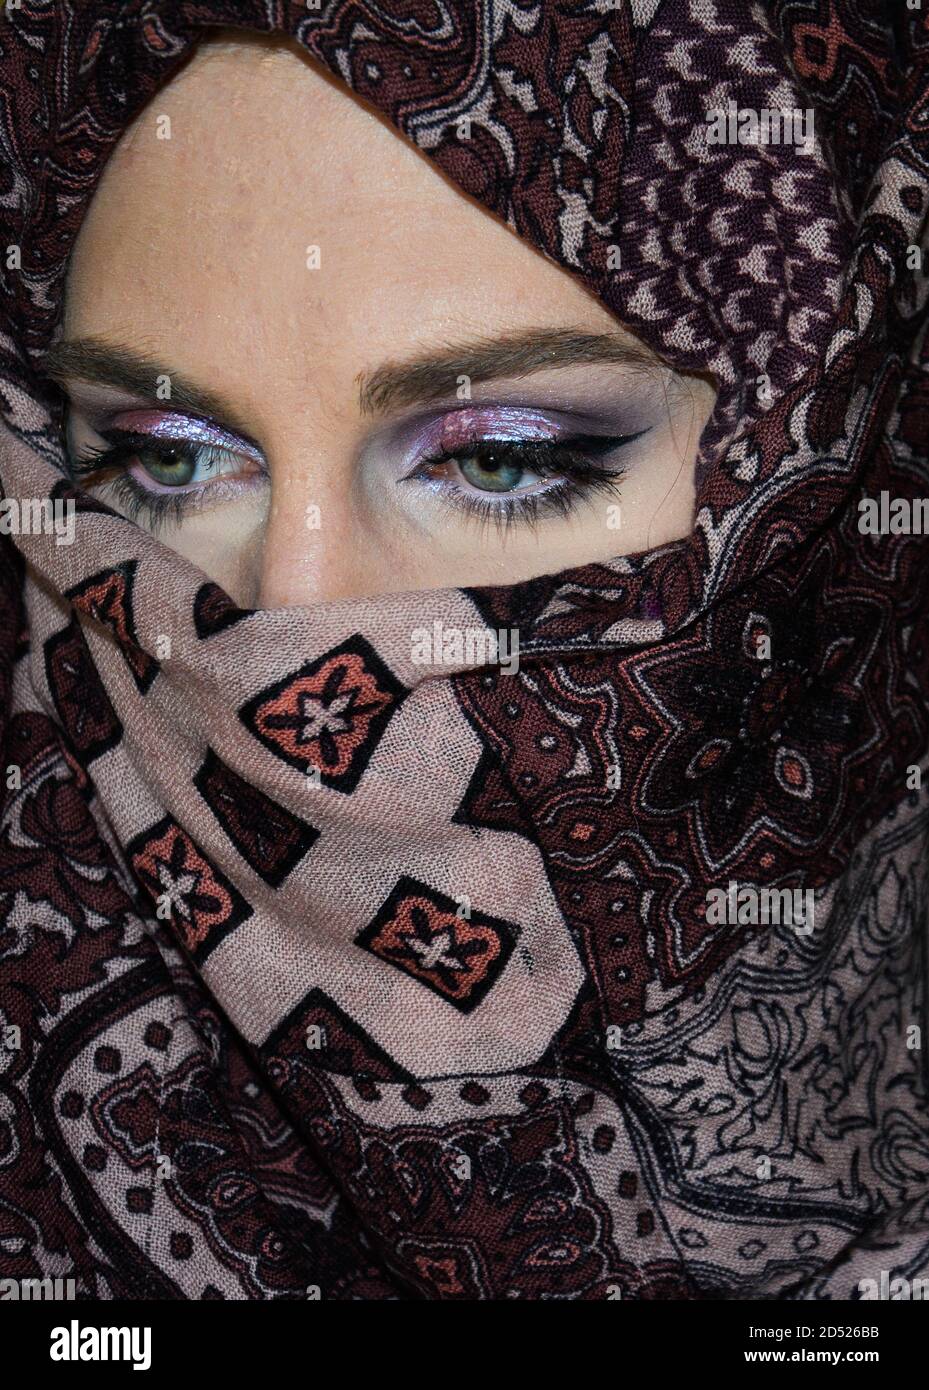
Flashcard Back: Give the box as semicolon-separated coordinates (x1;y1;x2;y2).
54;31;716;608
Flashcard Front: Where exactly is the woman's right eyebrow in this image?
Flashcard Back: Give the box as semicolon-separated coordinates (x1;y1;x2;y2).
45;338;257;442
46;327;663;426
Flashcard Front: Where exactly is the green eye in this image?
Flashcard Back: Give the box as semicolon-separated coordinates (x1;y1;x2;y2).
137;446;197;487
458;448;533;492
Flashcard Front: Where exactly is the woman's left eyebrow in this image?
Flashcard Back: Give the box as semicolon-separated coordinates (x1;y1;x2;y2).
356;327;661;415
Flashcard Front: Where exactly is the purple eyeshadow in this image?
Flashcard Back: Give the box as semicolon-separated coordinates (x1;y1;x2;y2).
436;407;562;452
109;410;262;459
393;407;565;465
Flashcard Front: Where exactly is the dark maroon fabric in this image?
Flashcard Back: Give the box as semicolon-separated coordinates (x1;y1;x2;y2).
0;1;928;1300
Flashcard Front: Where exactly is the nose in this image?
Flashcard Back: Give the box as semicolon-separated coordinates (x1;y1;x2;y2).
257;466;366;606
255;438;410;605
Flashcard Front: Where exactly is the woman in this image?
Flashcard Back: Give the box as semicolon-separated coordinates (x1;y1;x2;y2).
0;0;927;1301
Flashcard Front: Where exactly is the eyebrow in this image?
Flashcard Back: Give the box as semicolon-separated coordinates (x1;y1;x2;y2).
355;327;664;415
45;339;259;442
44;327;664;427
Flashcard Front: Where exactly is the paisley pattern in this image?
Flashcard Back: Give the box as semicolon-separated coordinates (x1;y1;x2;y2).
0;0;928;1299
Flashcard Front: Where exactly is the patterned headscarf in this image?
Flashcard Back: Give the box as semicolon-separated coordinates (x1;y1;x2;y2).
1;0;928;1300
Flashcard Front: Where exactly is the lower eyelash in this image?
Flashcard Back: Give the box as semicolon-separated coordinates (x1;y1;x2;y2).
69;458;239;536
67;437;258;534
93;471;200;534
413;437;629;537
432;466;625;538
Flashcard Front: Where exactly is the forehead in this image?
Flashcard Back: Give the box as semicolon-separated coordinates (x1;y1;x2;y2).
58;33;640;454
62;33;623;365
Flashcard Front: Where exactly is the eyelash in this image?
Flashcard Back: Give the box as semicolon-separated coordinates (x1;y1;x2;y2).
68;431;259;534
67;427;634;535
410;436;629;535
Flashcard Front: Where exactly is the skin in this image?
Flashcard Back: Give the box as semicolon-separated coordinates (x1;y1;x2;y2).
55;30;717;608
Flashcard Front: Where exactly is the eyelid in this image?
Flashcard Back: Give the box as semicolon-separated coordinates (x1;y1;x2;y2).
404;429;647;480
426;462;626;536
102;409;266;463
385;399;653;472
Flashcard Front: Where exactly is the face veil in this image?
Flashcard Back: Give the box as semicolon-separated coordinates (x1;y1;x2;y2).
0;0;928;1300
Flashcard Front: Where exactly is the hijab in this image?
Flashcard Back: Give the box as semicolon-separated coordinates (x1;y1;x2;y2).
1;0;928;1300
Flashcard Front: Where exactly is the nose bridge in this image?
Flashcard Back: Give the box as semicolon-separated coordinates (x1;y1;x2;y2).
257;444;366;606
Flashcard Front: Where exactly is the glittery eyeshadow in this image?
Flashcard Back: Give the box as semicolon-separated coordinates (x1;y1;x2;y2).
437;407;562;452
108;410;262;458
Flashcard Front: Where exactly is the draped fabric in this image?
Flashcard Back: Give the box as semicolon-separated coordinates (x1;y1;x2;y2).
0;0;928;1299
